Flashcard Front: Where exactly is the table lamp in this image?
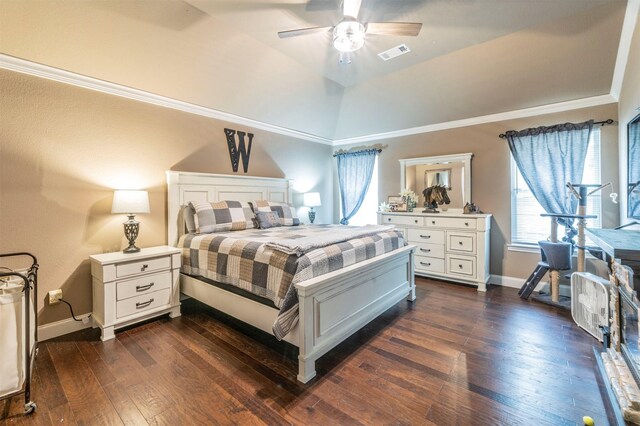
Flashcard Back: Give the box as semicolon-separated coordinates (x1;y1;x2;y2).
112;190;150;253
303;192;321;224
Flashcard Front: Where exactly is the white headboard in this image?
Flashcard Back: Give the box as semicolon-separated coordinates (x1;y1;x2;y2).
166;171;293;246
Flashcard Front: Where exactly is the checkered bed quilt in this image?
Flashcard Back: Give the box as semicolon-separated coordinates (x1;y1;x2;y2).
178;224;406;339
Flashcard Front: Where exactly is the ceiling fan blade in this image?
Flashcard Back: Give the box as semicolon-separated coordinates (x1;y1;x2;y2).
278;26;332;38
343;0;362;18
366;22;423;36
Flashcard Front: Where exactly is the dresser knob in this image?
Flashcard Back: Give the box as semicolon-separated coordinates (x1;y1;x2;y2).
414;219;418;223
388;218;391;222
141;264;149;271
431;220;436;224
420;248;431;253
136;298;154;308
459;241;463;245
420;235;431;239
458;264;463;268
420;262;431;267
465;222;469;226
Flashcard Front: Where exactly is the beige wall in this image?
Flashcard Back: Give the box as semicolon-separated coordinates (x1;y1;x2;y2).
619;16;640;226
338;103;619;280
0;70;334;325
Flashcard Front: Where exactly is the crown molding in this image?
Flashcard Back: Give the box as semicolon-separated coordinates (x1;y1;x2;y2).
0;54;622;147
0;54;333;146
332;94;617;146
610;0;639;101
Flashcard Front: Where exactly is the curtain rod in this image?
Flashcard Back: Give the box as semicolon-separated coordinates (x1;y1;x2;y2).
498;119;616;139
333;148;382;157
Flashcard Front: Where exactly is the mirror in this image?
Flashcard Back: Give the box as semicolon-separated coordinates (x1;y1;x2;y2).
399;153;473;211
629;113;640;219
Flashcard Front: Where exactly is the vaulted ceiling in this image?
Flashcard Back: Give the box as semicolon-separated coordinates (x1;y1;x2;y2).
0;0;629;141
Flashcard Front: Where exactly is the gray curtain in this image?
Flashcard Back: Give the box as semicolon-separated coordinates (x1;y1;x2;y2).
628;117;640;218
336;150;378;225
506;120;593;242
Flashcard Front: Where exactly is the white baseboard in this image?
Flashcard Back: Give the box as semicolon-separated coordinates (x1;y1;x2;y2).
489;274;525;289
38;313;93;342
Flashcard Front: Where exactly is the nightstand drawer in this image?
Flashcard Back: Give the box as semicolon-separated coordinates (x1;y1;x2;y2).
448;233;475;253
414;243;445;259
117;272;171;301
426;217;476;230
116;256;170;278
116;288;171;319
447;256;475;277
415;256;445;274
408;228;445;245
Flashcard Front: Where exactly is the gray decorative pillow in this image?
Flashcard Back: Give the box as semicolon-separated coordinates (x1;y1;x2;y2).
182;205;197;234
251;200;300;226
189;200;255;233
256;211;282;229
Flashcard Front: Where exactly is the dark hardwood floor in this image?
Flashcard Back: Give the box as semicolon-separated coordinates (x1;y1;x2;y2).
1;278;612;425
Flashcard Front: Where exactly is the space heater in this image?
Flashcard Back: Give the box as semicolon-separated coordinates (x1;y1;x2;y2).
571;272;610;341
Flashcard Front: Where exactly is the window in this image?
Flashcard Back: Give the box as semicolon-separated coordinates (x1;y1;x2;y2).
348;157;379;226
511;128;601;245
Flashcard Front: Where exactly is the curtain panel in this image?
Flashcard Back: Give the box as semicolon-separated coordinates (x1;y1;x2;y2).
336;149;379;225
506;120;594;241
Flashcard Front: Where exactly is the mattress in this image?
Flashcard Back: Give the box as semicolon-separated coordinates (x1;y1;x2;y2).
178;224;405;339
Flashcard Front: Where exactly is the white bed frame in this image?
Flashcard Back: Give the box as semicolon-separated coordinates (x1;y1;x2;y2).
166;171;416;383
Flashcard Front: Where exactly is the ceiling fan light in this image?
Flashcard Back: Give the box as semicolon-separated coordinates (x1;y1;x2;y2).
333;21;365;52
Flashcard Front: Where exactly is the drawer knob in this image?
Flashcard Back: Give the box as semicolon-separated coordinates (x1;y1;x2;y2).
465;222;469;226
420;235;431;239
420;262;431;266
136;298;154;309
459;241;463;245
388;218;391;222
141;264;149;271
136;283;155;292
458;264;463;268
414;219;418;223
431;220;436;224
420;248;431;253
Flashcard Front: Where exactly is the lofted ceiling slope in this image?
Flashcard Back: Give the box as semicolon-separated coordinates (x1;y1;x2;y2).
0;0;629;141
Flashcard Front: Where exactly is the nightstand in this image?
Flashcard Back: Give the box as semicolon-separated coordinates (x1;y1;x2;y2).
90;246;181;341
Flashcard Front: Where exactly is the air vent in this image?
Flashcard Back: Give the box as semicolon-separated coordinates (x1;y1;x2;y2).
378;44;411;61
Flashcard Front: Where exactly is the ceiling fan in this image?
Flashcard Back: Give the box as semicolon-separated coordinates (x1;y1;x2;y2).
277;0;422;53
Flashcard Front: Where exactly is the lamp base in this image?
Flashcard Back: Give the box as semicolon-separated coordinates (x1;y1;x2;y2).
308;209;316;224
123;244;141;254
122;214;141;254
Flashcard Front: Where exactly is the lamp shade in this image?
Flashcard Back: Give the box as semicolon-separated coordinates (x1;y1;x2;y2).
111;190;150;214
303;192;321;207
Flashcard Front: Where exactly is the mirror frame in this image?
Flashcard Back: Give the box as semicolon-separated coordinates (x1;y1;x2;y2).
628;113;640;219
399;153;473;209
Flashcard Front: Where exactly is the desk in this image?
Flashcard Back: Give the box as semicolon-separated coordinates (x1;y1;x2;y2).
587;229;640;282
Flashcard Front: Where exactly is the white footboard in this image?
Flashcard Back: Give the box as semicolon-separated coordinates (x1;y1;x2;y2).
295;244;416;383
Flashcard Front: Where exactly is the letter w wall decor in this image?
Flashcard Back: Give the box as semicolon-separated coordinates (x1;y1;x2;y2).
224;128;254;173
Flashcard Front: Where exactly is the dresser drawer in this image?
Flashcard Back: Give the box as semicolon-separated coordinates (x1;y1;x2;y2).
447;256;476;277
117;272;171;301
381;215;423;226
408;228;445;245
415;256;445;274
425;217;476;230
448;233;476;253
116;288;171;319
116;256;171;278
414;243;445;259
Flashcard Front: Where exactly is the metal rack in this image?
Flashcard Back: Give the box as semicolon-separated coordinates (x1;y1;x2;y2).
0;252;38;415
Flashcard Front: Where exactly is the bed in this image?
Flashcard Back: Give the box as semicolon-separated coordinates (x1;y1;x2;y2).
166;171;416;383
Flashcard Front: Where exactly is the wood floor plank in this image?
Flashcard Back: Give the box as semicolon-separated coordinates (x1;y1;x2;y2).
47;341;123;425
15;277;614;425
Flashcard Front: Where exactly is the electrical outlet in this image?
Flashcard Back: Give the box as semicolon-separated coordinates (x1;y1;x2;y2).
48;289;63;304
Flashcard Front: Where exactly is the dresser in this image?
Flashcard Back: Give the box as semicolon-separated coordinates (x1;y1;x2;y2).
90;246;182;341
378;212;492;291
